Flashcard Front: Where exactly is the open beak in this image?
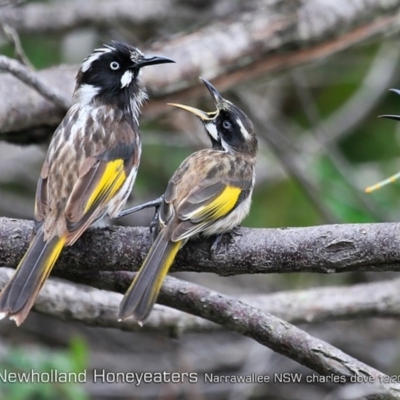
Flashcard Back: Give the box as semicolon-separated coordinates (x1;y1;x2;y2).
199;77;223;107
167;103;217;121
168;78;224;120
135;55;175;69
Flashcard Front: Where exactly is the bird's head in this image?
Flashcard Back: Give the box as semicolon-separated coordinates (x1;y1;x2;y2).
75;41;174;113
169;78;257;157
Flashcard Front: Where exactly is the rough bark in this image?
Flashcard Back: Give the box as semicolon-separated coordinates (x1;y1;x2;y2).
2;265;400;334
1;217;400;276
1;0;400;138
1;268;399;399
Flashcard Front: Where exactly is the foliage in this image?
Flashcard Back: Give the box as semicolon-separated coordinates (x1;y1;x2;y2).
0;337;89;400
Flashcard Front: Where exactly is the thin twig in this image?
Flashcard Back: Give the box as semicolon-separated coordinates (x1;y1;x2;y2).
0;23;34;68
0;55;70;110
291;67;392;222
311;43;400;147
238;90;339;224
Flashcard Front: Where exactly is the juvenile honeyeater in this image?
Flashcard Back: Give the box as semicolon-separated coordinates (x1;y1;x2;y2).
0;41;174;325
119;78;258;323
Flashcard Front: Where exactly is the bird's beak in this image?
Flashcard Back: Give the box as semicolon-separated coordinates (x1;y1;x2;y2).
134;55;175;69
378;114;400;121
167;103;217;121
199;77;224;107
168;78;224;121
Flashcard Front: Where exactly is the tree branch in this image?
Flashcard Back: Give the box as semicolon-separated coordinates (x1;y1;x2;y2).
0;55;70;110
154;275;400;399
3;265;400;335
238;90;339;224
0;22;33;68
2;0;400;139
0;0;207;35
2;267;398;399
148;274;400;399
3;216;400;396
303;43;400;149
2;217;400;276
0;267;217;335
290;61;394;222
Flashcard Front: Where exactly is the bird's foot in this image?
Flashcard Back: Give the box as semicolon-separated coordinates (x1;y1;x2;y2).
116;195;164;219
210;226;242;255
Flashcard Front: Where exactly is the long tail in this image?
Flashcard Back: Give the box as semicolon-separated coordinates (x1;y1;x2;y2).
118;229;182;323
0;230;65;326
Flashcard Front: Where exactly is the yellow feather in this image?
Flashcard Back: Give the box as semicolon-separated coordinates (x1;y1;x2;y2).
194;185;241;220
145;240;181;300
39;236;66;285
84;159;126;213
118;236;182;322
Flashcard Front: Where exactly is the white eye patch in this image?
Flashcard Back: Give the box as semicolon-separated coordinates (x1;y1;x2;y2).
236;117;250;140
120;70;133;88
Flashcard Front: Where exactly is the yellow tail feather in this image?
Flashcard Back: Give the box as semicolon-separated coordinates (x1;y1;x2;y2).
0;232;65;326
119;230;181;323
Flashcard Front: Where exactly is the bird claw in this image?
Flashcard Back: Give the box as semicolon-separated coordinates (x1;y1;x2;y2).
210;226;241;255
149;208;160;237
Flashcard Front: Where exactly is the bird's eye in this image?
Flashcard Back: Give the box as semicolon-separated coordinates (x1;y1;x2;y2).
110;61;120;70
222;120;232;130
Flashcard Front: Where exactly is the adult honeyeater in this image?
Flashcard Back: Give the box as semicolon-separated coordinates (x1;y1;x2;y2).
0;41;174;325
119;78;258;323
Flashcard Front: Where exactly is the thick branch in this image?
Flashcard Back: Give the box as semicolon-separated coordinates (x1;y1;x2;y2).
1;269;400;398
3;265;400;335
0;0;207;35
1;217;400;276
153;275;400;399
3;217;400;396
3;268;398;399
0;55;70;109
0;65;75;136
0;267;216;335
2;0;400;137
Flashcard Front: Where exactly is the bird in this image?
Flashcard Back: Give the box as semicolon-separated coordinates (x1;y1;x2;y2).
118;78;258;323
0;41;174;325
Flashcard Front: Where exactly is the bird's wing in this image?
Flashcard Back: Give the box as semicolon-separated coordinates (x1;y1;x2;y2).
167;173;252;242
34;161;49;234
63;141;137;242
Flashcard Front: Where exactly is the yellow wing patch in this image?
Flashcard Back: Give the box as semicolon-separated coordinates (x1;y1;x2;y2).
84;159;126;213
190;185;241;220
